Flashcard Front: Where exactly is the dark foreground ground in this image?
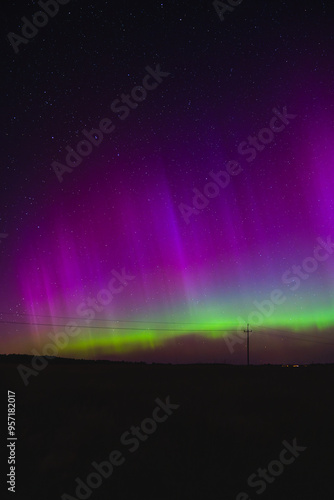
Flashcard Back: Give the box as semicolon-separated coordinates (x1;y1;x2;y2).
1;356;333;500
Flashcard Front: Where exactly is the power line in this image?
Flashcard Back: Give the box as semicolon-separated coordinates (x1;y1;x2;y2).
2;314;334;347
256;325;334;342
253;329;334;347
0;311;222;326
0;319;239;333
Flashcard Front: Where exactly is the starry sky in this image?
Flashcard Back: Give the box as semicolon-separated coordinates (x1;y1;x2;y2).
1;0;334;364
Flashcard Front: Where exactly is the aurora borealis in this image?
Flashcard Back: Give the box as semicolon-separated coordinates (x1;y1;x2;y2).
2;0;334;363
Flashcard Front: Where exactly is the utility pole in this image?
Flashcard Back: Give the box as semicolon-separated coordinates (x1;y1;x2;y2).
244;323;252;366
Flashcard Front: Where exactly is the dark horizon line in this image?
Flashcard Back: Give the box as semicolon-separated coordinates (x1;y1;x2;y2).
1;353;333;367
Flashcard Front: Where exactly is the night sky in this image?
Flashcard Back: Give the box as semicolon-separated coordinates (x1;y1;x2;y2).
1;0;334;363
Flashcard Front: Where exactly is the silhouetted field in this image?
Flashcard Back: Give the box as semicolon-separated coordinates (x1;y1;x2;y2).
1;355;333;499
